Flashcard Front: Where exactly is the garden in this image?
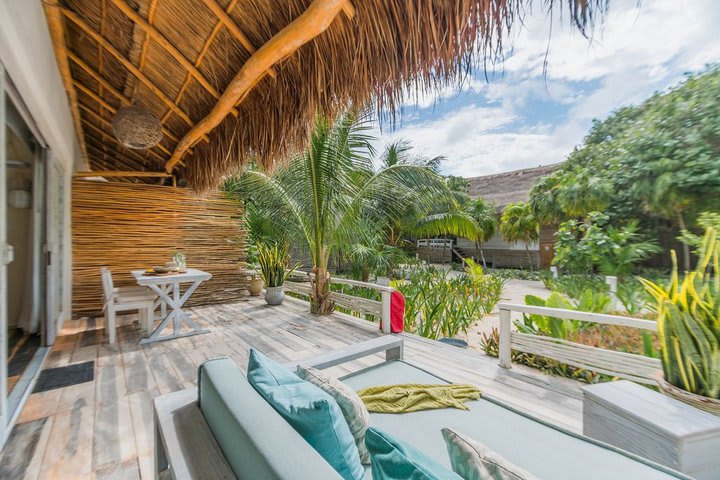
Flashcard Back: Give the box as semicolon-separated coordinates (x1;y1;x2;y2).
229;65;720;411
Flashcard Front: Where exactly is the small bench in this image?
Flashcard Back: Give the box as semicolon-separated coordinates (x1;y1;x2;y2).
582;380;720;480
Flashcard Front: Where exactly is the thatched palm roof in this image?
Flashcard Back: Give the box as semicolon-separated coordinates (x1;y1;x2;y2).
45;0;604;190
468;163;562;210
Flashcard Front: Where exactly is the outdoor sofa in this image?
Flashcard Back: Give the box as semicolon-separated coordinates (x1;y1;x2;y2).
153;336;691;479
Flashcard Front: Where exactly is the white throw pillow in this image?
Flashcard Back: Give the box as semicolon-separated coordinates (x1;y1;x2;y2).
442;428;538;480
297;365;371;464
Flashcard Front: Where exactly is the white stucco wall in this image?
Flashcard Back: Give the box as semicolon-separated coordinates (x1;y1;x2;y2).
0;0;81;325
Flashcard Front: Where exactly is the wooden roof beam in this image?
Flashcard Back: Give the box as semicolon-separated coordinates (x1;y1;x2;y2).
85;141;148;172
166;0;355;172
200;0;276;79
162;0;239;124
61;8;208;142
74;170;172;178
43;2;89;167
68;53;190;158
107;0;238;116
137;0;158;71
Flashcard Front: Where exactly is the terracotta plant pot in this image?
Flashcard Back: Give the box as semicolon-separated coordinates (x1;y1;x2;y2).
248;278;264;296
656;371;720;415
265;286;285;306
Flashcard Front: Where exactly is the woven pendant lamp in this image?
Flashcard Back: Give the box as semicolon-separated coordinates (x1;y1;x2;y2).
111;104;163;149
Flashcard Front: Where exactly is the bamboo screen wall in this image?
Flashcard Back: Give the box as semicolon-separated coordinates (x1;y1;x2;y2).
72;180;247;316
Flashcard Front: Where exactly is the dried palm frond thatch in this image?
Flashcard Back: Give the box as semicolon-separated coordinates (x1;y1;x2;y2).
48;0;607;189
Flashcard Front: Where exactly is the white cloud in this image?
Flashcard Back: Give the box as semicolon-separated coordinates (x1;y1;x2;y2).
374;0;720;178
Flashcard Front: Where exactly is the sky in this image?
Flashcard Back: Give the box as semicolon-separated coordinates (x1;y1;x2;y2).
370;0;720;178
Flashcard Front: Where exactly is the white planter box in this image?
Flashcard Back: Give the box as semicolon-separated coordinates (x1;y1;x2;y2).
582;381;720;480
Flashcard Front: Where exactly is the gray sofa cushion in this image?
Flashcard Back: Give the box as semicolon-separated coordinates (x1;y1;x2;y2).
341;361;690;480
198;357;342;480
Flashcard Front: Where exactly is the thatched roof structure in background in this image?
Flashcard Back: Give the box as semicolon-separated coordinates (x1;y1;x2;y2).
44;0;605;190
468;163;562;210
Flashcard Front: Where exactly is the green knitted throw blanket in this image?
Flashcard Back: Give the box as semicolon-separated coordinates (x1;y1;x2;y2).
357;384;481;413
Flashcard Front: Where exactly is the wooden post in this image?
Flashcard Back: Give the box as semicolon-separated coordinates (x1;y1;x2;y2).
498;307;512;369
380;290;392;334
606;275;618;310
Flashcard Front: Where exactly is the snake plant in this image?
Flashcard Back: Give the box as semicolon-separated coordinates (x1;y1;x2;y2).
639;228;720;399
256;244;298;288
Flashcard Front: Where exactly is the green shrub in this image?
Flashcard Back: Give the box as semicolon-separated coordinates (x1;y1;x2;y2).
488;268;541;281
257;243;299;287
393;266;505;340
553;212;660;276
479;328;601;384
640;228;720;399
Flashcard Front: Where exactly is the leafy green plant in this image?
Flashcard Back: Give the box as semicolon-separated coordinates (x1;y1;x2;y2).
500;202;539;267
463;258;484;281
553;212;659;277
615;279;653;316
530;66;720;272
256;244;299;288
480;328;601;384
393;266;505;340
490;268;542;281
517;289;612;340
639;228;720;399
226;111;475;315
679;211;720;256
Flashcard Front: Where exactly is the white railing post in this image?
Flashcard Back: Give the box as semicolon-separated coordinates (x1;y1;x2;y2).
605;275;618;309
380;290;392;334
498;307;512;369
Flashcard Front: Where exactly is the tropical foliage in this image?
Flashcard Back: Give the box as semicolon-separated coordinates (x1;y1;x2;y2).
529;64;720;271
393;265;505;340
553;212;660;276
640;228;720;399
500;202;539;266
226;110;479;314
256;243;298;288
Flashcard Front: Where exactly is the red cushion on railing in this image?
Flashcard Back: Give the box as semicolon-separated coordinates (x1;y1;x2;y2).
380;290;405;333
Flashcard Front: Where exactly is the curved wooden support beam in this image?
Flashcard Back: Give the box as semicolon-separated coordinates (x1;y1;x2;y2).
200;0;276;79
43;2;89;166
165;0;355;173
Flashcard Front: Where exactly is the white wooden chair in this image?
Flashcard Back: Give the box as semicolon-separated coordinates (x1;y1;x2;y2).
101;267;157;344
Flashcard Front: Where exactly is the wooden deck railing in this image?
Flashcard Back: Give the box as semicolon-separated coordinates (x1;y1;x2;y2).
497;303;661;384
285;275;394;334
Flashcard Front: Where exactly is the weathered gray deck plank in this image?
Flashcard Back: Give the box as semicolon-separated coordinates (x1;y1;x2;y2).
1;295;584;479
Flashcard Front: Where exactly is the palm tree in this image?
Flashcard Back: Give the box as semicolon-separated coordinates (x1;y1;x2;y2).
375;140;480;247
500;202;540;267
226;110;469;314
468;198;498;268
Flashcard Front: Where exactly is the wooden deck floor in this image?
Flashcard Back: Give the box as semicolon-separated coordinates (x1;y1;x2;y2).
0;295;584;479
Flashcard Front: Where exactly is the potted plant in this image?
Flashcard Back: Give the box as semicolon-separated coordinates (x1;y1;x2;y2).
248;271;264;296
257;243;298;306
639;227;720;414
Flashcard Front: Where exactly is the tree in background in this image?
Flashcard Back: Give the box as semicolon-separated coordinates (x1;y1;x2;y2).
500;202;540;267
468;198;498;268
226;111;474;314
376;140;480;247
553;212;660;277
528;64;720;271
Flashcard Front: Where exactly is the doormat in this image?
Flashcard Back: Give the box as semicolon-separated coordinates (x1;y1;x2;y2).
33;361;94;393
